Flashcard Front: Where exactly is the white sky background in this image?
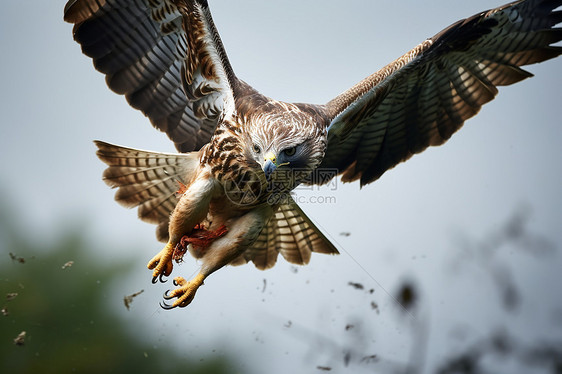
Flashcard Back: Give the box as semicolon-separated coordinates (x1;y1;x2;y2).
1;0;561;373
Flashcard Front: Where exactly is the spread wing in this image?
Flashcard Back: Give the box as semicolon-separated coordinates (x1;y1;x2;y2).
319;0;562;186
64;0;245;152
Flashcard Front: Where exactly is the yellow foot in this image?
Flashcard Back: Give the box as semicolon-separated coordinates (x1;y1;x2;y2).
160;273;205;309
147;242;174;283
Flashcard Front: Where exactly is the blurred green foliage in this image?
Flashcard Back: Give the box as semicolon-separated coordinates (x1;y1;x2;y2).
0;205;232;374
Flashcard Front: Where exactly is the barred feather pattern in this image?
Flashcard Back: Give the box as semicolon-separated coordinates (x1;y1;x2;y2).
95;140;200;242
69;0;562;274
63;0;237;152
322;0;562;186
233;197;339;270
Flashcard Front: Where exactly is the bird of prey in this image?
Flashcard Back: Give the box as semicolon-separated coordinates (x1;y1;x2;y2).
64;0;561;308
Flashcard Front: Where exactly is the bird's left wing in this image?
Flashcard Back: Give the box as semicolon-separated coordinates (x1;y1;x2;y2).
64;0;243;152
318;0;562;186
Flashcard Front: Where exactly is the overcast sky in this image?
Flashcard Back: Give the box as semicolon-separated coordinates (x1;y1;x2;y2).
1;1;561;373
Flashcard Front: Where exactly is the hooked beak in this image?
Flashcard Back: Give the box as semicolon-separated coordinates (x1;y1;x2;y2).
263;152;277;181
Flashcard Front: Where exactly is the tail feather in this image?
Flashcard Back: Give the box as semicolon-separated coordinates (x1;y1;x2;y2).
235;195;339;270
94;140;200;242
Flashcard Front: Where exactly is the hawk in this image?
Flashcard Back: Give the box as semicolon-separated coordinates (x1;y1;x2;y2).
64;0;562;308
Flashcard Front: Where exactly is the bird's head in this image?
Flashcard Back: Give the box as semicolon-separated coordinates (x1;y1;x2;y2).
243;107;328;188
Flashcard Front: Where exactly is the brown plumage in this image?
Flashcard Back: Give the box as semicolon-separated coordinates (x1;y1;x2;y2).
64;0;561;308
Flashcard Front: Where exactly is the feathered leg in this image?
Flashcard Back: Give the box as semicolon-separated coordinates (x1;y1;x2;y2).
148;168;217;283
161;204;273;308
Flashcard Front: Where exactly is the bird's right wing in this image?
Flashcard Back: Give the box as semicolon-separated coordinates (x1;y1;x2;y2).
64;0;246;152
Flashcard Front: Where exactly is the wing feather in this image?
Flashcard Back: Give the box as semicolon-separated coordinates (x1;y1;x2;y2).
64;0;243;152
320;0;562;186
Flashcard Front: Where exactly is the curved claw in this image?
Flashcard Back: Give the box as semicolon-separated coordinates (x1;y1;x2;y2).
173;279;179;286
163;289;174;300
152;273;168;284
159;300;176;310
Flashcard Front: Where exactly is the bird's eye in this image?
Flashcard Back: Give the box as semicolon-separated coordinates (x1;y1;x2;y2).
284;146;297;157
252;144;261;154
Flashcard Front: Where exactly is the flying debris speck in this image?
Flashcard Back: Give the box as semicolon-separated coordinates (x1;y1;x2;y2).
360;355;379;364
343;351;351;367
348;281;364;290
396;281;418;312
124;290;144;311
9;252;25;264
13;331;26;346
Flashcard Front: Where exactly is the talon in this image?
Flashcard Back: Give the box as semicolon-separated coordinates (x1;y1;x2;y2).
158;273;205;310
164;263;173;276
148;242;174;281
159;301;176;310
163;290;174;300
152;272;168;284
174;276;187;286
